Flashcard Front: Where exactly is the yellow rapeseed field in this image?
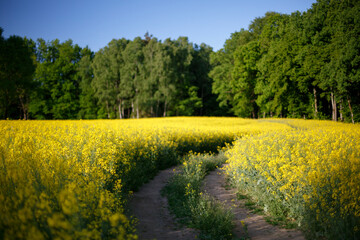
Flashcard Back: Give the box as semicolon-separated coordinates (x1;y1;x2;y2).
225;119;360;238
1;117;358;239
0;117;281;239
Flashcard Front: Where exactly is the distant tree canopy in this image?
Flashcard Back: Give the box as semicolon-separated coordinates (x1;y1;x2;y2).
88;36;220;119
210;0;360;122
1;0;359;122
0;29;223;119
0;28;36;119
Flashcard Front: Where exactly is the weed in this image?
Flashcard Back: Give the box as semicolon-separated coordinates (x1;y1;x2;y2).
236;193;248;200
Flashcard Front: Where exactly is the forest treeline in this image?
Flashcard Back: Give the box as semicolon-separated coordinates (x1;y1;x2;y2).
0;32;221;119
1;0;359;122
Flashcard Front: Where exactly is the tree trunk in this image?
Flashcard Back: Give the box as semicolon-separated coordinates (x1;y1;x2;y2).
339;99;343;122
263;112;266;118
163;100;167;117
17;88;28;120
118;99;122;119
347;96;354;124
200;86;204;116
334;95;337;122
156;99;159;117
136;102;139;119
313;87;318;118
106;100;110;119
19;96;27;120
331;92;337;121
135;88;139;119
131;100;135;118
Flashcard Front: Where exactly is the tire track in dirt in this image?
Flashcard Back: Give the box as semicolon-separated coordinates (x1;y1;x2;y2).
128;167;198;240
202;166;305;240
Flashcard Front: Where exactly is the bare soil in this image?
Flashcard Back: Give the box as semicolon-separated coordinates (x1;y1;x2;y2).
202;166;305;240
128;167;199;240
128;165;306;240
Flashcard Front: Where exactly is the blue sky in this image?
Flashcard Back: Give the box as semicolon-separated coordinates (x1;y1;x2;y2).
0;0;316;52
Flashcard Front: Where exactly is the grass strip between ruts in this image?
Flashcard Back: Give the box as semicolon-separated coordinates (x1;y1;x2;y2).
162;151;234;240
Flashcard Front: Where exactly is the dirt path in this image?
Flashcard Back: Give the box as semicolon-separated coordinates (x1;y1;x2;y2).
129;165;306;240
128;167;198;240
202;167;305;240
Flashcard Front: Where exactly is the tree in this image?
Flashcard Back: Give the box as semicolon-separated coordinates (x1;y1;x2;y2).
320;0;360;122
155;38;176;117
232;41;260;118
190;43;220;116
141;37;159;116
0;29;36;119
209;49;233;113
109;38;129;119
168;37;195;116
91;39;131;119
210;28;260;117
255;13;291;117
29;39;82;119
77;47;98;119
211;0;359;122
122;37;144;118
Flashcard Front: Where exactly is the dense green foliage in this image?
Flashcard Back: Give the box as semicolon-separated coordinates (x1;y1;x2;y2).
211;0;360;122
0;29;223;119
0;28;36;119
1;0;359;121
